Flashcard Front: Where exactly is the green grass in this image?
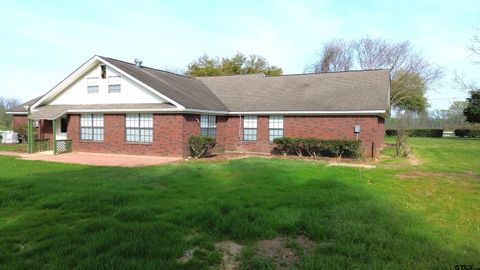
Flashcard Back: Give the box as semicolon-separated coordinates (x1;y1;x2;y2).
0;143;26;152
0;138;479;269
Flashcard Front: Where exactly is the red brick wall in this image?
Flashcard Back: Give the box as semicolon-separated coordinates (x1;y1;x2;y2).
216;115;385;157
38;113;384;158
67;114;190;157
12;115;28;130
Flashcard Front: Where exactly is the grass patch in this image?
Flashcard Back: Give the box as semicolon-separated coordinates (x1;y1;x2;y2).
0;143;26;152
0;138;479;269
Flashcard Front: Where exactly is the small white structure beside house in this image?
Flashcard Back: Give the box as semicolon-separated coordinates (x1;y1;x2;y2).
0;131;19;144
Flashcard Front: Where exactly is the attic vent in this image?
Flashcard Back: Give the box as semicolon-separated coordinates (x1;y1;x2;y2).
134;59;142;68
100;65;106;79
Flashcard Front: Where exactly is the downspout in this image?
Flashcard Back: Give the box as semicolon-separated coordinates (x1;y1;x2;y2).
238;114;242;141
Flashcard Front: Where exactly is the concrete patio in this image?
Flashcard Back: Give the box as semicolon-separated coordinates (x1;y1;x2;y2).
0;151;182;167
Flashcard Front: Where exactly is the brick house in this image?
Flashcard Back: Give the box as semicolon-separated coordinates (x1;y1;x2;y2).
7;56;390;157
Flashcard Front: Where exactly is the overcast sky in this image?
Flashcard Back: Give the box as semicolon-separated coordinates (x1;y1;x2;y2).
0;0;478;110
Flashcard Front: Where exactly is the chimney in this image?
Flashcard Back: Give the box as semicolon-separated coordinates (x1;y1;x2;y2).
134;59;143;68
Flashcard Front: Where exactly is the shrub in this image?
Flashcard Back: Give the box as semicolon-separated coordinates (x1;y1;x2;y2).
273;137;292;156
273;137;362;159
188;135;216;158
409;129;443;138
385;129;443;138
454;129;480;138
385;129;397;136
14;124;28;143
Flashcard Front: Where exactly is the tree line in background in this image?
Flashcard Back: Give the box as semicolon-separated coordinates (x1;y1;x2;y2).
0;98;20;130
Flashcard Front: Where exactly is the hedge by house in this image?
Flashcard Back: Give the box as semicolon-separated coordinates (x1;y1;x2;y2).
454;129;480;138
273;137;362;158
188;135;216;158
385;129;443;138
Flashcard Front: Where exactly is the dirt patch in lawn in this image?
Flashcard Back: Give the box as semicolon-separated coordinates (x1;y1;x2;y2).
256;235;315;270
397;171;480;181
215;241;244;270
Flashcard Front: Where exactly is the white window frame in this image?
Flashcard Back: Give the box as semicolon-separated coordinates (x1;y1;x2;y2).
243;115;257;141
200;115;216;137
125;114;153;143
86;77;99;94
108;75;121;93
269;115;284;142
80;114;103;141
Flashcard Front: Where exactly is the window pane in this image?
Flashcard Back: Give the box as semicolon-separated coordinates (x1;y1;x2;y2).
140;129;153;143
81;127;93;140
81;114;92;127
126;128;140;142
108;75;121;84
200;115;208;128
269;115;284;129
86;77;98;85
243;128;257;141
87;85;99;94
92;114;103;127
208;115;216;127
126;114;139;128
243;115;257;128
269;129;283;142
93;128;104;141
140;114;153;128
108;84;121;93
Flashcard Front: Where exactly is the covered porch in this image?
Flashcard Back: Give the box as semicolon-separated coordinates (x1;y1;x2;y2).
27;106;72;155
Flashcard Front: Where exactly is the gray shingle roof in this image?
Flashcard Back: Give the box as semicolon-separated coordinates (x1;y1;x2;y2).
197;70;391;112
8;56;390;116
99;57;229;111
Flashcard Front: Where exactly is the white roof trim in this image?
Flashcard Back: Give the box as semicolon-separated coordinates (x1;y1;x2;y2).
6;112;28;115
227;110;387;115
30;56;185;110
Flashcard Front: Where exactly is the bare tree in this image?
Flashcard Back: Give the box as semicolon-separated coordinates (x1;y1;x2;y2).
308;39;353;73
453;27;480;92
309;37;443;112
467;27;480;61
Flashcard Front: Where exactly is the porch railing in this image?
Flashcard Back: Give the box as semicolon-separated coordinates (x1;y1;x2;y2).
56;139;73;154
33;138;50;153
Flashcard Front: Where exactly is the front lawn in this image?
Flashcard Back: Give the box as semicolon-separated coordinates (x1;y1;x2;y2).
0;138;479;269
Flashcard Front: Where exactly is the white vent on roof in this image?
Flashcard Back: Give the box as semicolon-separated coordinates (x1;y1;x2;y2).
134;59;142;68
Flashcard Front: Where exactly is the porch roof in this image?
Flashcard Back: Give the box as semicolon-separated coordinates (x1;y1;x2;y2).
29;103;177;120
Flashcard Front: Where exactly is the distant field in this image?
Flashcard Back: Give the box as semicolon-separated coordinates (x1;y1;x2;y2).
0;137;479;269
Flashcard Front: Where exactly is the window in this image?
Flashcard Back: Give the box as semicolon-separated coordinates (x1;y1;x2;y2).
108;75;121;93
80;114;103;141
126;114;153;143
200;115;216;137
243;115;257;141
60;117;68;133
269;116;284;142
86;77;99;94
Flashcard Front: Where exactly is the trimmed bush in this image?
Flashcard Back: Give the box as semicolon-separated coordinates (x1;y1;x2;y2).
385;129;397;136
274;137;362;159
385;129;443;138
454;129;480;138
188;135;216;158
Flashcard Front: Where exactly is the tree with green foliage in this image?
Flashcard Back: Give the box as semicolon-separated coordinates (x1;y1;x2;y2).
185;52;283;77
464;91;480;123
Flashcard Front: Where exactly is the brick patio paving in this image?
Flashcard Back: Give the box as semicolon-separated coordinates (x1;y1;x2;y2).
0;151;182;167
